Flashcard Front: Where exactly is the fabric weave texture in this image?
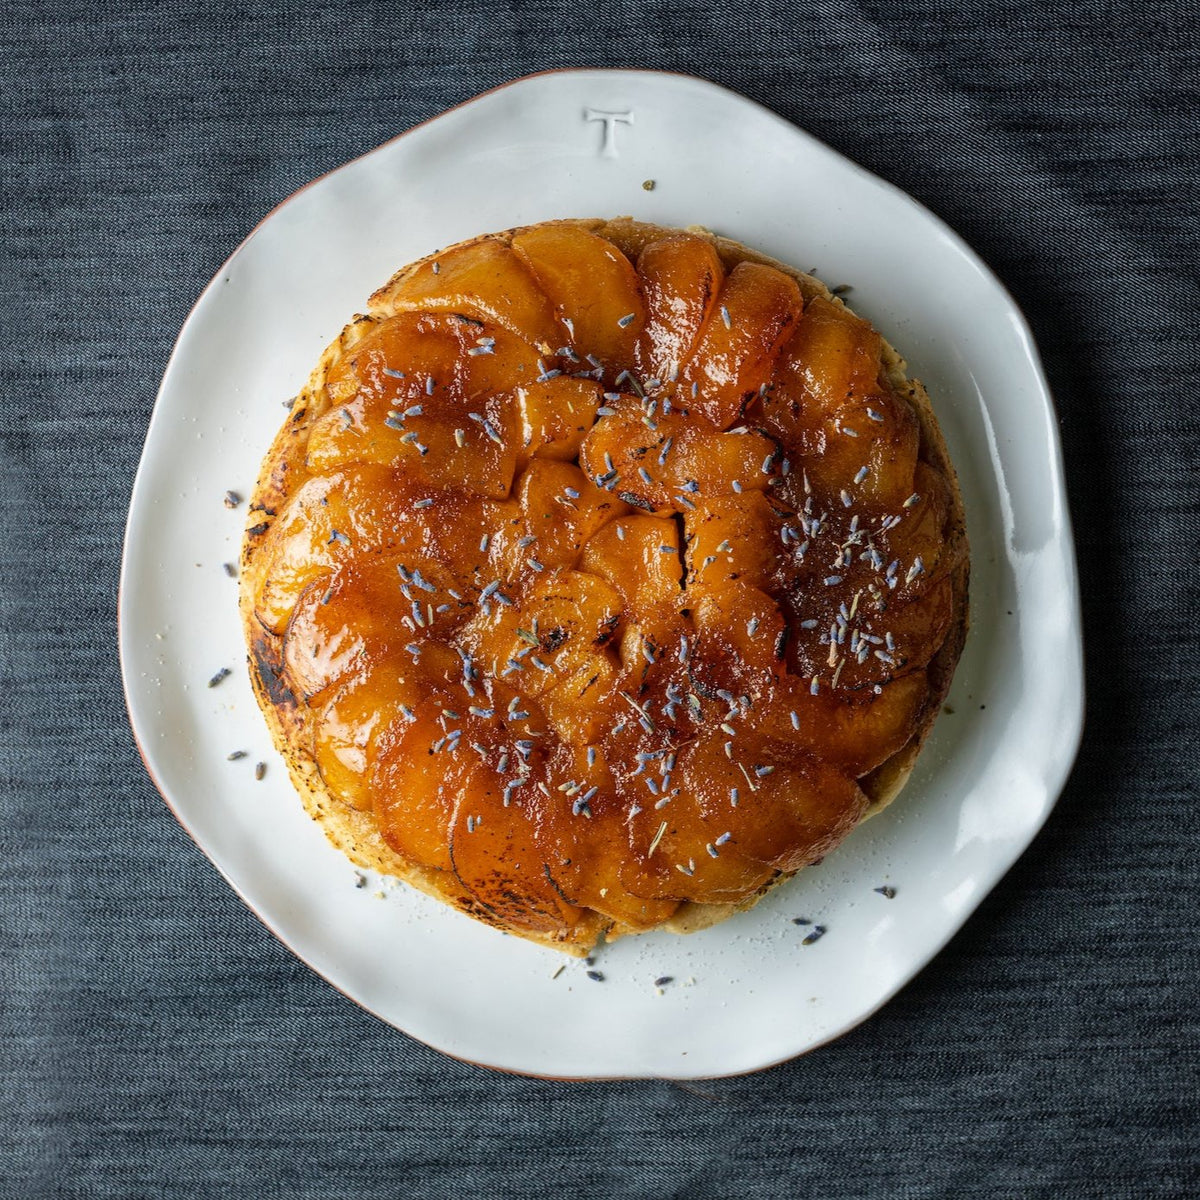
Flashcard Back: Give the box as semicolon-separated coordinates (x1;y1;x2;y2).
3;2;1198;1197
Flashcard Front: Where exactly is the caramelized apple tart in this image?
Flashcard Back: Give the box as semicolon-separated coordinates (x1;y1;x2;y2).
240;218;968;954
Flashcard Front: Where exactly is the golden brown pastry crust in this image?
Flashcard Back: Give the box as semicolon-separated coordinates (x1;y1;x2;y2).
240;218;968;954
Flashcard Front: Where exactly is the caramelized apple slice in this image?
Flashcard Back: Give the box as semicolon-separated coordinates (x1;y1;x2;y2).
877;461;958;592
619;736;778;902
448;777;586;937
578;399;775;514
540;651;621;745
687;581;788;707
514;459;628;566
767;388;919;515
576;403;673;514
307;313;538;498
459;569;622;698
284;556;471;702
284;569;392;703
607;623;676;683
770;294;882;412
775;463;958;687
371;678;527;874
731;751;867;872
511;570;623;691
591;654;700;755
252;465;428;634
683;491;784;593
512;223;645;374
313;652;446;813
667;424;780;500
691;729;868;873
678;262;803;429
865;575;956;678
761;297;920;511
783;568;955;691
370;236;564;350
634;234;724;382
516;376;602;464
628;734;866;876
848;386;923;512
535;744;680;930
756;670;929;776
581;513;683;628
369;714;464;873
580;512;689;699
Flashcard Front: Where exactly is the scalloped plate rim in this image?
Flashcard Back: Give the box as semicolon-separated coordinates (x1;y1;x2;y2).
119;68;1084;1080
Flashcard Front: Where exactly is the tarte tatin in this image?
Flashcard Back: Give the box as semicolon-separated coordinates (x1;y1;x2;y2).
240;218;968;955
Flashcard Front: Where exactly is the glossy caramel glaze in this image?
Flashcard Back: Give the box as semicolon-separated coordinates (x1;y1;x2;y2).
241;219;968;954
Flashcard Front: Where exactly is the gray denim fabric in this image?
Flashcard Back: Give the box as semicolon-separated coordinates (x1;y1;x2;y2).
3;2;1198;1196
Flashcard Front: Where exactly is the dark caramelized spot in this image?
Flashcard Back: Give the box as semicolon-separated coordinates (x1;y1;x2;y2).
252;635;298;712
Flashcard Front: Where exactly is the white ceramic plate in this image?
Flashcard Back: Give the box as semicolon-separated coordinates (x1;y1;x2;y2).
120;69;1083;1079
